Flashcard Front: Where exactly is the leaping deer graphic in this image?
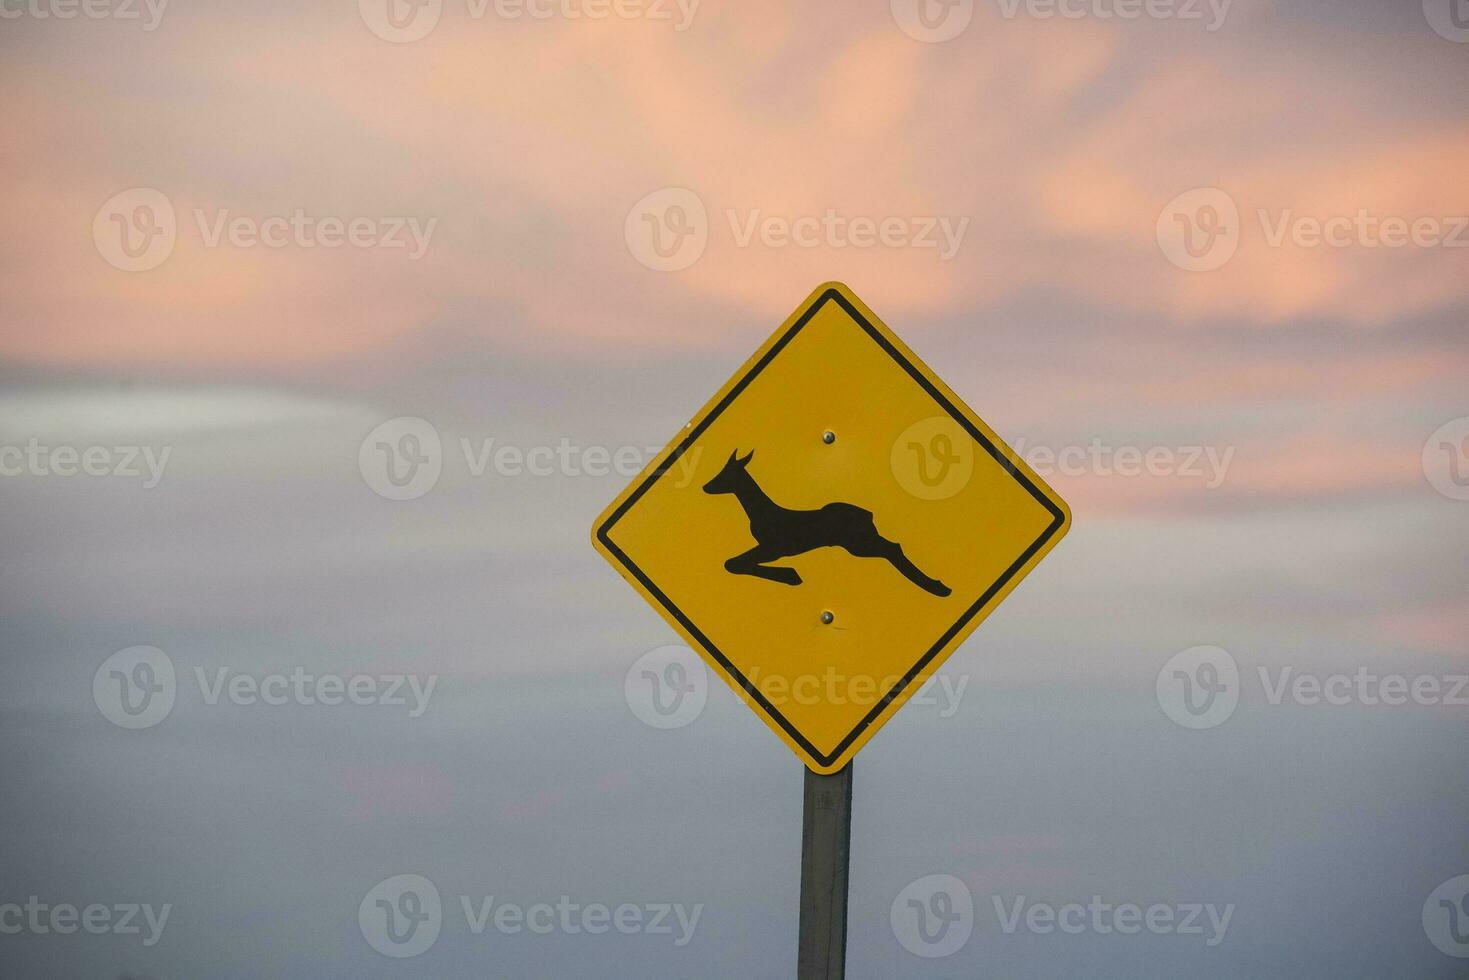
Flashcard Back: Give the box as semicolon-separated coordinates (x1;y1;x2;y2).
702;450;951;597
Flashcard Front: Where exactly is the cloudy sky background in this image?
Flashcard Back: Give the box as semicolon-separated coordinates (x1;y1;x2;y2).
2;0;1467;976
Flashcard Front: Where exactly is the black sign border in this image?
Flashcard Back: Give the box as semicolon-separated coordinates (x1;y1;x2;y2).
596;288;1066;768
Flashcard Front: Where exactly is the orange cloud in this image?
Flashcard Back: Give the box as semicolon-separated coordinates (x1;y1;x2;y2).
1;6;1465;368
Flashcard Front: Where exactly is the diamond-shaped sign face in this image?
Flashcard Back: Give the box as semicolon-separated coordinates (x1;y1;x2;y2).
593;283;1070;773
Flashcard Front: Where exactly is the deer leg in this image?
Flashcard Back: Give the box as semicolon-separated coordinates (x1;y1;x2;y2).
724;544;802;586
844;533;951;597
883;540;951;597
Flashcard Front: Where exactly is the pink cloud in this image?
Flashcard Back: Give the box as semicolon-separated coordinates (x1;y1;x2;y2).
1;6;1465;369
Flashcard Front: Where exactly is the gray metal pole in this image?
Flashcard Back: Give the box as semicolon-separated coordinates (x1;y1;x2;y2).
797;763;852;979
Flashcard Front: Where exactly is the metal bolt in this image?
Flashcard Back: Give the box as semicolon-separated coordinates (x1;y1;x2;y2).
820;611;834;625
822;430;836;444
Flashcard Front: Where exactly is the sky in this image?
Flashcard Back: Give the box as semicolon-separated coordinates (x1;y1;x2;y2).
2;0;1468;976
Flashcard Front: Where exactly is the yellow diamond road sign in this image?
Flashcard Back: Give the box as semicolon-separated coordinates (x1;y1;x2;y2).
593;282;1070;773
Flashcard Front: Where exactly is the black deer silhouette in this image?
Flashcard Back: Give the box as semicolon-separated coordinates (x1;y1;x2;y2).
702;450;951;597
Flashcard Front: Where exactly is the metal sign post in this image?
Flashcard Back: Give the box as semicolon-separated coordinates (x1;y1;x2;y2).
591;282;1072;977
798;764;852;980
